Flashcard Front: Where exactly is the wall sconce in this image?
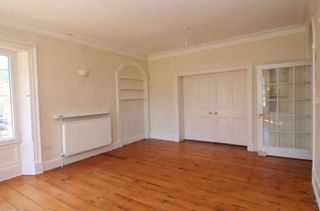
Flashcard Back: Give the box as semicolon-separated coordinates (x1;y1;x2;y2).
78;69;89;77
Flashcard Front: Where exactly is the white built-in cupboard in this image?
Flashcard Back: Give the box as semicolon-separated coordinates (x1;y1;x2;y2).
183;70;248;146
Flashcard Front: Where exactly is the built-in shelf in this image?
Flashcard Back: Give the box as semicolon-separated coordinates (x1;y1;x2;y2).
119;77;144;81
53;112;110;120
120;98;145;101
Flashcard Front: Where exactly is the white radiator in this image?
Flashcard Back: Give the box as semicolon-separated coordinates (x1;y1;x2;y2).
61;114;112;156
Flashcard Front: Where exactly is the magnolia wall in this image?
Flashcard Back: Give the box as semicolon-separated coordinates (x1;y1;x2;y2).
0;24;146;163
148;32;307;145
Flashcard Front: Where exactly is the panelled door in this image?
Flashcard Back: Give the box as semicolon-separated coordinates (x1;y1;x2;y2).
183;74;213;141
183;70;247;146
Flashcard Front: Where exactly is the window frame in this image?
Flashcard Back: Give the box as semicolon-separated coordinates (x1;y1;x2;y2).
0;49;18;145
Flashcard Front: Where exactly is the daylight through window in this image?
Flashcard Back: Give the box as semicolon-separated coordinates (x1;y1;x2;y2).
0;55;14;140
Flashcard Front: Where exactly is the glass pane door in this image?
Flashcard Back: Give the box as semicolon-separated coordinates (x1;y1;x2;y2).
260;64;312;159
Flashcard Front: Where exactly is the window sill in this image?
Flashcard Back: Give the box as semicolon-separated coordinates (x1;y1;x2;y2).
0;140;20;146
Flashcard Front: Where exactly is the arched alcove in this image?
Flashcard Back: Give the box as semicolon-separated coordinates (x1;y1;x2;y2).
116;63;149;145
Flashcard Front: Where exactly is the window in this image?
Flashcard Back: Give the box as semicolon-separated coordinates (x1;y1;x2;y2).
0;54;14;140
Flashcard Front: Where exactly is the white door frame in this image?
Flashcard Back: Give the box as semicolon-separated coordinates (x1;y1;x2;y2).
0;38;42;177
256;61;312;160
310;16;317;172
115;62;149;146
175;65;254;151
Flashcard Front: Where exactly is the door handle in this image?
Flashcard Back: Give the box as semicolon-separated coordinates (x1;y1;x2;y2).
209;112;212;115
214;112;218;115
257;113;264;118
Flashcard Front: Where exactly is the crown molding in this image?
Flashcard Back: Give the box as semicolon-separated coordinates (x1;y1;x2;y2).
0;17;306;62
0;18;147;60
148;25;306;60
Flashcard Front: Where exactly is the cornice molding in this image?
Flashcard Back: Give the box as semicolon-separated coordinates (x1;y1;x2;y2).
0;18;147;60
148;26;306;60
0;18;306;62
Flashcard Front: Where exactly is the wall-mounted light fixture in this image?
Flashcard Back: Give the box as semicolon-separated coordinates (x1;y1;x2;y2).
77;69;89;77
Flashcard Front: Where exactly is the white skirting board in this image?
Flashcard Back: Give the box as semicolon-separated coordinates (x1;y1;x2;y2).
312;172;320;209
149;132;179;142
122;133;145;145
44;141;123;171
21;162;43;175
0;140;123;181
0;164;22;182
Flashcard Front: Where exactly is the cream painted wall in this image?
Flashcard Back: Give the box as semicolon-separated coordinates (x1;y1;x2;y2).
148;33;307;144
0;25;147;162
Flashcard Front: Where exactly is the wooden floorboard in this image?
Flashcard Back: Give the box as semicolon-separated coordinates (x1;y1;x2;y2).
0;140;318;210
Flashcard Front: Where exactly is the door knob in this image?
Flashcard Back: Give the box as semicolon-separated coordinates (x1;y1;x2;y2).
209;112;212;115
214;112;218;115
257;113;264;118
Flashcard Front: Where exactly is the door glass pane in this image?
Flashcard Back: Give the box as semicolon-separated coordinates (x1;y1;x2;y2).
278;116;294;131
263;101;277;115
263;115;277;132
263;69;277;85
0;55;14;140
295;117;311;133
263;84;277;100
295;134;311;149
278;84;293;100
263;69;278;147
295;83;311;100
279;133;294;148
295;66;311;83
278;101;293;115
278;67;293;84
295;101;311;116
263;69;277;116
263;132;277;147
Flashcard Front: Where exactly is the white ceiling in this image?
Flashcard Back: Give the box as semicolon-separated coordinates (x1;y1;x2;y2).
0;0;309;58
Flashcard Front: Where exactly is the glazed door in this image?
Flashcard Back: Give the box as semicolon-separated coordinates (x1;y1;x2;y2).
257;62;312;159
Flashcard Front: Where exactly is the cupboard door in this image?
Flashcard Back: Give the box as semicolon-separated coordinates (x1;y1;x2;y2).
183;70;248;146
184;75;213;141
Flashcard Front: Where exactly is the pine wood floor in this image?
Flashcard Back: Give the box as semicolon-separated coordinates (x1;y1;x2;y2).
0;140;318;210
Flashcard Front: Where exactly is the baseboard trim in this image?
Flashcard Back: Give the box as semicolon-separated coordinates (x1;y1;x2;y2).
312;171;320;209
22;161;44;175
43;141;123;171
122;134;145;145
149;132;179;142
0;164;21;182
43;158;61;171
112;140;123;150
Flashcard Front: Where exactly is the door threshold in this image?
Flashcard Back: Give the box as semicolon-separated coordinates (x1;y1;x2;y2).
183;139;247;149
